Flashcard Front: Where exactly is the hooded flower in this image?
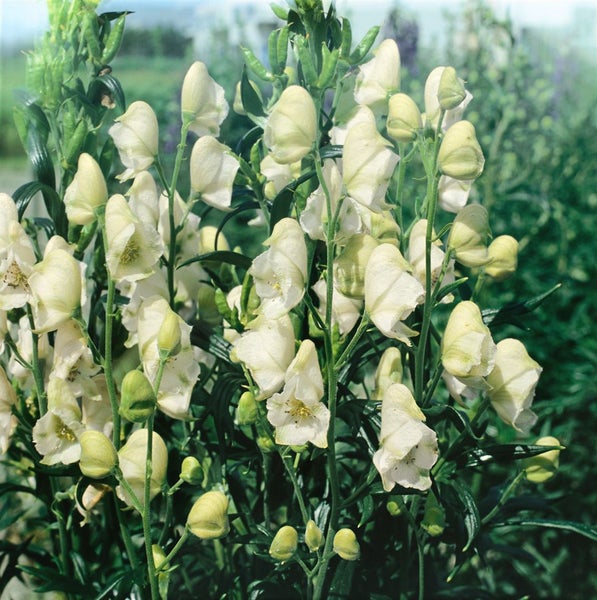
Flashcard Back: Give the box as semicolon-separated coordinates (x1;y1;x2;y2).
267;339;330;448
250;218;307;319
181;61;229;137
109;101;159;181
364;244;425;345
447;204;490;267
105;194;164;283
0;365;17;454
190;136;239;211
372;383;438;491
424;66;473;131
230;313;295;400
486;338;541;433
343;112;399;212
438;120;485;181
437;175;472;213
64;153;108;225
263;85;317;164
311;278;362;336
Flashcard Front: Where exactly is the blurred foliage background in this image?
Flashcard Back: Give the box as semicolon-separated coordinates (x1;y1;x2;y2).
1;0;596;597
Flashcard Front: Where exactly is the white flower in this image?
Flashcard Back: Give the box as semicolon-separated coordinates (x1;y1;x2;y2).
250;218;307;319
230;313;295;400
343;112;399;212
354;39;401;113
447;204;490;268
7;315;52;386
486;338;541;433
438;175;472;213
424;66;473;131
0;222;36;311
64;153;108;225
263;85;317;164
190;136;239;211
127;171;160;228
267;339;330;448
373;383;438;491
181;61;229;137
105;194;164;283
364;244;425;345
0;365;17;454
109;101;159;181
312;278;363;336
260;154;302;200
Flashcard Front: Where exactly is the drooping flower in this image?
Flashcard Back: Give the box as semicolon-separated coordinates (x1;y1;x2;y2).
181;61;229;137
269;525;298;562
386;92;422;143
230;313;295;400
372;347;403;401
485;235;519;281
447;203;490;267
127;170;160;228
260;154;302;200
250;218;307;319
79;430;118;479
187;490;230;539
343;112;399;212
263;85;317;164
64;153;108;225
105;194;163;283
311;278;362;336
333;528;360;561
0;365;17;454
190;136;239;211
441;300;496;389
437;175;472;213
267;339;330;448
334;233;380;299
109;101;159;181
424;66;473;131
438;120;485;181
364;243;425;345
372;383;439;491
523;436;561;483
486;338;541;433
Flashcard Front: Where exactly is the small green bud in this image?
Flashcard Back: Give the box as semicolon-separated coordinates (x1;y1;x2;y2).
152;544;168;571
157;310;182;356
119;370;156;423
333;528;360;561
421;493;446;537
180;456;203;485
79;430;118;479
523;436;562;483
438;66;467;110
485;235;519;281
438;120;485;181
187;491;230;539
305;520;324;552
386;496;402;517
236;391;259;425
269;525;298;562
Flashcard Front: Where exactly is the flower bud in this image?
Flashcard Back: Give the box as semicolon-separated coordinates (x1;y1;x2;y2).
187;491;230;539
372;347;403;400
305;520;324;552
334;234;379;299
485;235;518;281
333;528;360;561
152;544;168;571
236;390;258;425
263;86;317;164
447;204;490;267
64;153;108;225
386;93;422;143
438;120;485;181
421;493;446;537
438;66;467;110
269;525;298;562
79;430;118;479
523;436;562;483
386;497;402;516
157;310;182;356
180;456;203;485
119;370;157;423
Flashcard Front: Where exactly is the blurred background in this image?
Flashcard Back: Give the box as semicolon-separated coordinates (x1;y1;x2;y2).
1;1;597;597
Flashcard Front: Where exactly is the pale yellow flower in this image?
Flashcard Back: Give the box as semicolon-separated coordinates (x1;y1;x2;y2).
64;153;108;225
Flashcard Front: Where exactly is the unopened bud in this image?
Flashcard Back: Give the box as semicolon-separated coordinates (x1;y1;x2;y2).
485;235;518;281
386;497;402;516
79;430;118;479
157;310;181;356
152;544;168;571
373;347;403;400
421;493;446;537
269;525;298;562
523;436;562;483
447;204;490;267
305;519;324;552
119;370;156;423
438;120;485;181
236;391;259;425
438;66;467;110
333;528;360;561
187;490;230;539
334;234;379;298
387;93;422;143
180;456;203;485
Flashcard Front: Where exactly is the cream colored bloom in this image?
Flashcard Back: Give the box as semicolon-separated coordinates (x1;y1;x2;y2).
105;194;163;283
267;339;330;448
311;278;362;336
424;66;473;131
486;338;541;433
230;313;295;400
0;365;17;454
109;101;159;181
263;85;317;164
187;490;230;539
364;244;425;345
79;430;118;479
250;218;307;318
269;525;298;561
190;136;239;211
117;428;168;510
127;171;160;229
28;248;83;333
260;154;302;200
438;175;472;213
64;153;108;225
0;224;35;311
372;383;438;491
354;39;401;112
333;528;360;561
523;436;561;483
334;233;380;299
441;301;496;388
485;235;518;281
447;204;490;267
372;347;403;401
387;92;422;143
343;114;399;212
181;61;228;137
438;120;485;181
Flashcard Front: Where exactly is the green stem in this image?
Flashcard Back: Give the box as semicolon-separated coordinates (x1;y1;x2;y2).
143;414;159;600
281;452;310;524
159;527;190;571
113;494;141;575
481;470;526;525
25;305;47;415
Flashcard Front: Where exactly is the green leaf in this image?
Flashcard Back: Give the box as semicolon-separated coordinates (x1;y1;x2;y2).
177;250;252;271
458;443;564;468
491;518;597;542
444;479;481;552
329;558;356;599
240;67;267;127
88;72;126;112
319;144;343;159
13;181;61;222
